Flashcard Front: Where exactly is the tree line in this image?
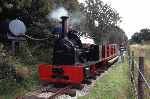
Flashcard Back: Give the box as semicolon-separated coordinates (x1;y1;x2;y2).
79;0;127;44
130;28;150;44
0;0;127;44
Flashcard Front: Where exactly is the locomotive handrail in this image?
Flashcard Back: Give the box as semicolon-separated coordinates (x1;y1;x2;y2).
24;34;52;41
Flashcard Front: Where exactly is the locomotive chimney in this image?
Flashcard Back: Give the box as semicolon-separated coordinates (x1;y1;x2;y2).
61;16;69;36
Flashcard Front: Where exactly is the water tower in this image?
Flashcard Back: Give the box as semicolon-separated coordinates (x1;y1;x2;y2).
8;19;26;55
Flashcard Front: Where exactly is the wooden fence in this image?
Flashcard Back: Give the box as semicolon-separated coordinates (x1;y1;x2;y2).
128;48;150;99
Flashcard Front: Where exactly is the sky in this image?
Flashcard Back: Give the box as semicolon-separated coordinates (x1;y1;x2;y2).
78;0;150;39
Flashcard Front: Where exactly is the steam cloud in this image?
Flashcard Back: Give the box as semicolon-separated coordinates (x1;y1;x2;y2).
70;12;81;25
47;7;86;31
47;7;68;21
46;6;94;43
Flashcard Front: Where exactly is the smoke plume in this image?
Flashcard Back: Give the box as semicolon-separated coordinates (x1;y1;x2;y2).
47;7;68;21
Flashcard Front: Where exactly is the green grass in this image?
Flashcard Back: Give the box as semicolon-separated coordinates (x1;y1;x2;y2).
0;58;133;99
0;43;52;99
130;44;150;84
0;64;40;99
78;59;132;99
130;44;150;99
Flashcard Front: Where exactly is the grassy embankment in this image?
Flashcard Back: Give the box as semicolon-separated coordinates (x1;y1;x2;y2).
79;44;150;99
78;57;133;99
0;47;52;99
0;64;40;99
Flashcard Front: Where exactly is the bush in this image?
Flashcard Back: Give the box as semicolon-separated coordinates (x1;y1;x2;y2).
0;43;16;80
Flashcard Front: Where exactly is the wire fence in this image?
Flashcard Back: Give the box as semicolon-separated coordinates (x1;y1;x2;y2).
128;49;150;99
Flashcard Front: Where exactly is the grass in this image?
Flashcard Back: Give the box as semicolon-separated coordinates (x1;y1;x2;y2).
0;56;40;99
0;43;52;99
0;56;133;99
0;67;40;99
78;58;132;99
130;44;150;99
130;44;150;82
0;44;149;99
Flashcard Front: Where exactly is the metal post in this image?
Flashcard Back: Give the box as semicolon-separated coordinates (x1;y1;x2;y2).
138;48;145;99
12;40;16;56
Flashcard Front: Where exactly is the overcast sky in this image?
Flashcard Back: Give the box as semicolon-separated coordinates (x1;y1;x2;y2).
78;0;150;39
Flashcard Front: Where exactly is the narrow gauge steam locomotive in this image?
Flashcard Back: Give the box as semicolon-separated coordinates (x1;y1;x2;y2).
38;16;119;85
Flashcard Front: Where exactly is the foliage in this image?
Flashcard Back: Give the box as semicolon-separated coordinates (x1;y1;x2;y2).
0;43;16;80
0;0;52;20
130;28;150;44
108;25;128;43
0;79;18;95
0;69;39;98
79;0;127;44
0;43;39;98
54;0;79;11
79;59;132;99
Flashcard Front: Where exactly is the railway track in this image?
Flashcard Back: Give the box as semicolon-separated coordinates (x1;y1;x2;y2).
17;76;104;99
46;85;75;99
16;85;74;99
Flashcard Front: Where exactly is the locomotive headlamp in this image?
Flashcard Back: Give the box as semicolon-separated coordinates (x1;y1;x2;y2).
85;67;90;70
84;66;90;78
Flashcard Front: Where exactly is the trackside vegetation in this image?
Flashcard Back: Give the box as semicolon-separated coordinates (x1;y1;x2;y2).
78;58;133;99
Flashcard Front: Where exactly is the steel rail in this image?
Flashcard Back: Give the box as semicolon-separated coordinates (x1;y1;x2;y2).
48;85;71;99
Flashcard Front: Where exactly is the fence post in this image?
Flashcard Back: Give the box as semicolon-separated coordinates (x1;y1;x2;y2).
12;40;16;56
138;48;145;99
131;51;134;83
128;46;131;67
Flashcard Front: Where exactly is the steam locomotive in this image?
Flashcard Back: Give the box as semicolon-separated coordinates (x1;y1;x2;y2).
38;16;119;85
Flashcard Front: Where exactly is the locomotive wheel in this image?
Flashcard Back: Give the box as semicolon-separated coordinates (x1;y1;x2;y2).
68;91;76;97
72;84;83;90
40;80;49;86
82;79;92;85
91;76;96;80
96;72;101;76
88;74;97;80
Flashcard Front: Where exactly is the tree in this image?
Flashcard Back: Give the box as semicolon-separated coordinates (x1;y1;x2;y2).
0;0;52;22
131;32;140;43
131;28;150;43
80;0;122;44
140;28;150;41
108;25;127;43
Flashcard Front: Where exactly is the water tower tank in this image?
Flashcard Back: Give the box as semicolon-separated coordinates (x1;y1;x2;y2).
9;19;26;36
